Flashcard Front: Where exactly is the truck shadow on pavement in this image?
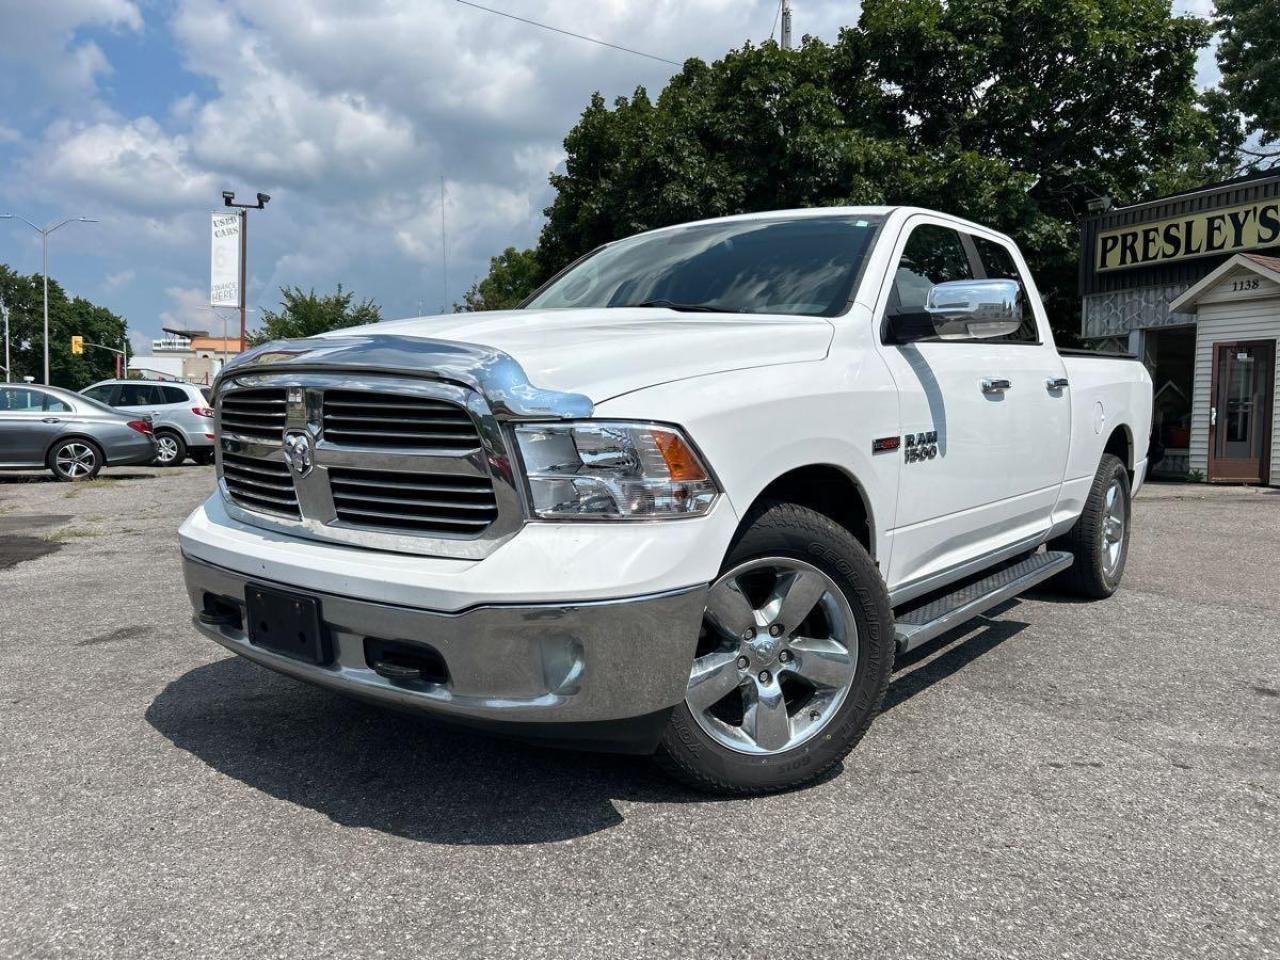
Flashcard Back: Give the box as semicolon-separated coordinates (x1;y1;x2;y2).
146;611;1026;845
146;656;752;846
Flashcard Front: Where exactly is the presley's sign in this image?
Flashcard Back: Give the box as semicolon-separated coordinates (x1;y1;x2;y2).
1096;198;1280;272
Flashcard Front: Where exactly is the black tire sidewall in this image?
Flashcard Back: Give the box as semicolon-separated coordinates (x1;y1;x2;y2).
1091;457;1132;594
660;503;894;793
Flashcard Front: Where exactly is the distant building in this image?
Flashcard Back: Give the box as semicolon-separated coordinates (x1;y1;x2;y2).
1080;172;1280;485
145;327;241;384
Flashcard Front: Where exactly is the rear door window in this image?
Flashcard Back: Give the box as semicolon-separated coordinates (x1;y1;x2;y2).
118;383;162;406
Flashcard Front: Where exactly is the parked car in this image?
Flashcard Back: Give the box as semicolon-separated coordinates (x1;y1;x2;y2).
81;379;215;466
0;384;156;481
179;206;1153;794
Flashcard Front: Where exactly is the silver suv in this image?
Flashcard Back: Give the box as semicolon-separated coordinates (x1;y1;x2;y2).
81;380;215;466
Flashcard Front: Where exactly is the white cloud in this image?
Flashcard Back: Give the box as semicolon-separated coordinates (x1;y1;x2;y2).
0;0;143;103
158;285;213;332
28;118;218;214
104;268;135;290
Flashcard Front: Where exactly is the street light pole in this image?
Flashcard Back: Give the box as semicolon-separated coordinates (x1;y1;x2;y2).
220;192;270;352
1;298;9;383
1;213;99;384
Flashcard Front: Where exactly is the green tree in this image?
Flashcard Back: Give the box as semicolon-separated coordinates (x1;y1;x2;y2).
1216;0;1280;159
472;0;1242;340
456;247;542;311
250;284;382;345
0;264;127;389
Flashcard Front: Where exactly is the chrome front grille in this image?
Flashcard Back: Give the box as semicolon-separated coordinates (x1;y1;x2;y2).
329;467;498;533
214;374;522;559
322;390;481;452
219;388;288;440
221;451;300;518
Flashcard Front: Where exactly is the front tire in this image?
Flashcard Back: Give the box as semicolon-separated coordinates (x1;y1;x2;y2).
48;439;103;482
656;501;894;795
154;430;186;467
1049;453;1131;598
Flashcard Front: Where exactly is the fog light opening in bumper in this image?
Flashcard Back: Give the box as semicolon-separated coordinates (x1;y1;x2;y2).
363;637;450;687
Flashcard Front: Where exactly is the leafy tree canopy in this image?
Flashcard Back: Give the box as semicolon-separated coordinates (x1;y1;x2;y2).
1216;0;1280;157
463;0;1243;341
0;264;128;389
456;247;541;312
250;284;382;345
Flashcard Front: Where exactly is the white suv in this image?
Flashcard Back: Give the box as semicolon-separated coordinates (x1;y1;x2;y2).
81;380;215;466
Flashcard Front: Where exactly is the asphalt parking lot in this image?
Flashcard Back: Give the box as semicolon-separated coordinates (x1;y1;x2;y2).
1;466;1277;960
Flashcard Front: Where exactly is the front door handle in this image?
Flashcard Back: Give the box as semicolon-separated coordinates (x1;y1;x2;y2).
981;378;1012;394
1046;377;1070;392
41;417;61;423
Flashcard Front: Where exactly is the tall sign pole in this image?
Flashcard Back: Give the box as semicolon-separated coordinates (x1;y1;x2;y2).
781;0;792;50
218;191;270;352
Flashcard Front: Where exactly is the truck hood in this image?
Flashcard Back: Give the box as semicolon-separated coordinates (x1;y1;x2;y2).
332;307;834;403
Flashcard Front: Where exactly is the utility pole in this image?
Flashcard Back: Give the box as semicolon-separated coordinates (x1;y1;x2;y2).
781;0;793;50
1;214;98;384
1;298;9;383
440;176;449;314
220;191;271;352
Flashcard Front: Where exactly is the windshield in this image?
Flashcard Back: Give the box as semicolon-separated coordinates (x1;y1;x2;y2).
526;215;883;318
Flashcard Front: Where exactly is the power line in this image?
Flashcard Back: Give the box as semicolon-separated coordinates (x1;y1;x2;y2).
769;0;784;41
455;0;682;67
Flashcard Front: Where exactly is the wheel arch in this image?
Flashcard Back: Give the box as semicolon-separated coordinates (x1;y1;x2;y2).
740;463;876;559
1103;423;1135;480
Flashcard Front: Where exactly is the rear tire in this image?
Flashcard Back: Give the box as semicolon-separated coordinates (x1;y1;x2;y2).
48;439;103;482
154;430;186;467
1049;453;1131;599
655;501;894;795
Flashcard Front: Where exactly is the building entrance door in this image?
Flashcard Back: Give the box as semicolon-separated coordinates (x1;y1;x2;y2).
1209;340;1274;483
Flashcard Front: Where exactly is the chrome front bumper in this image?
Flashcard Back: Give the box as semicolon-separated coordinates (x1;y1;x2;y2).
183;555;707;750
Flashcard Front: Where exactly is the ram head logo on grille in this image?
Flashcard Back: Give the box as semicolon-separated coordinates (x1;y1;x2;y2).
282;432;314;479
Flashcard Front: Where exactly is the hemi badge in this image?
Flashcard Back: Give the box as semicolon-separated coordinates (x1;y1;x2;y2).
872;436;901;453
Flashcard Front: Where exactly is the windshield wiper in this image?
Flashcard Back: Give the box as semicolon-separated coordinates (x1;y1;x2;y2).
619;298;738;313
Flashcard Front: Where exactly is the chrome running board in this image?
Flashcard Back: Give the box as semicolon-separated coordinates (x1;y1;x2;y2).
893;550;1074;654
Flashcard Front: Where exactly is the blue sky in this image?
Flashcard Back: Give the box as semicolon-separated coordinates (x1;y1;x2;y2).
0;0;1220;356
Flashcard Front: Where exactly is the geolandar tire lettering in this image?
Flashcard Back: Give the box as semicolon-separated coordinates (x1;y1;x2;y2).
655;501;895;795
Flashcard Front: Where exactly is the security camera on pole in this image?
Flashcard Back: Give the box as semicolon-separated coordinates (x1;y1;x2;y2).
213;191;270;353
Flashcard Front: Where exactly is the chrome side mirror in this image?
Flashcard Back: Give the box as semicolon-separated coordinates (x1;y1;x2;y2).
924;279;1024;340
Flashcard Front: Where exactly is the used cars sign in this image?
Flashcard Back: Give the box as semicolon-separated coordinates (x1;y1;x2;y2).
1096;199;1280;271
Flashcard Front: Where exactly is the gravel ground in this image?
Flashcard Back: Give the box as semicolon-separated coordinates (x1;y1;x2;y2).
0;466;1277;960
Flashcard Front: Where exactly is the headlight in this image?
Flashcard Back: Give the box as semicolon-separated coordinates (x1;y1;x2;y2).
514;421;719;520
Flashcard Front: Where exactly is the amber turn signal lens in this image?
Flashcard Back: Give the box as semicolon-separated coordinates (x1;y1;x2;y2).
651;429;708;482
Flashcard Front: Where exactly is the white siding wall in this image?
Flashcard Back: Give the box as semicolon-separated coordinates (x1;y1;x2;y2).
1188;285;1280;485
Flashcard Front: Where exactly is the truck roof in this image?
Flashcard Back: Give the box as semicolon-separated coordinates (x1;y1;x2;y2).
623;206;1012;245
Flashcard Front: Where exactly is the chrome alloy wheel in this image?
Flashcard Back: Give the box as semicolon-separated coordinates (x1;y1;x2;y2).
685;557;858;755
55;442;97;479
155;434;180;464
1101;477;1127;577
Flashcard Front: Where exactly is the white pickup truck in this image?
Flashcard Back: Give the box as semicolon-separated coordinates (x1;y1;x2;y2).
181;207;1152;794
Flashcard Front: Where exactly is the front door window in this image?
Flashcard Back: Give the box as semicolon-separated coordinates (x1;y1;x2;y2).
1211;341;1274;483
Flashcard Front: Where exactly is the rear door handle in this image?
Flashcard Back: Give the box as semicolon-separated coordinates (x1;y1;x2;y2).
42;417;61;423
1045;377;1069;391
981;378;1012;394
